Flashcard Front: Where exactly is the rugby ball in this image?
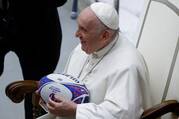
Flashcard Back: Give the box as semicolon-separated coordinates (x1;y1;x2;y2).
38;73;90;104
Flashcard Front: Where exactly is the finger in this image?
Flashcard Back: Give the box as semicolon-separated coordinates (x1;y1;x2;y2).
35;89;40;95
46;101;54;111
48;97;63;109
54;95;64;102
48;97;56;106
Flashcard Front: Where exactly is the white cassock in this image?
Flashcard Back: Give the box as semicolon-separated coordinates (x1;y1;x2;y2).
38;33;151;119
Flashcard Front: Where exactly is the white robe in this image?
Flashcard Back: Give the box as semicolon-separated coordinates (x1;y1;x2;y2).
38;33;151;119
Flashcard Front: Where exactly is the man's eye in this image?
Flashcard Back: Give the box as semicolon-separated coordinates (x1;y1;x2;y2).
80;27;87;32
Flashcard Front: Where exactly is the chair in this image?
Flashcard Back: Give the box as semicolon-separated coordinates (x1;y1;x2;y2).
5;80;179;119
137;0;179;118
5;0;179;119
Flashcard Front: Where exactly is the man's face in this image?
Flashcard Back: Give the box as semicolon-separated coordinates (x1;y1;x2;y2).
75;8;103;54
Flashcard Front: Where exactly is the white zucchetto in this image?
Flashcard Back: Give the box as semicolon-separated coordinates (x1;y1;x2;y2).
90;2;119;30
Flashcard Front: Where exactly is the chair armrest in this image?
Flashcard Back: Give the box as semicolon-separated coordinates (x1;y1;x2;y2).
141;100;179;119
5;80;38;103
6;81;179;119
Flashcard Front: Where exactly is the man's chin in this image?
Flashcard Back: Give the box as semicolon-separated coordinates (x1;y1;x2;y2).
81;47;91;54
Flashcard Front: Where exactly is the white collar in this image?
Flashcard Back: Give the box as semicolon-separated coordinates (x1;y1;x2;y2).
90;33;119;59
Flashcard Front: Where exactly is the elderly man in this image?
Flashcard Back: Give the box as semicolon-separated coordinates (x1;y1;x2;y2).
38;2;151;119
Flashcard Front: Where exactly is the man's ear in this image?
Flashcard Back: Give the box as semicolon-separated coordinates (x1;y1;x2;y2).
101;30;110;44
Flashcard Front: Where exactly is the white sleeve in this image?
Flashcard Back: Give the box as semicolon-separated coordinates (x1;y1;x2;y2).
76;66;144;119
37;113;56;119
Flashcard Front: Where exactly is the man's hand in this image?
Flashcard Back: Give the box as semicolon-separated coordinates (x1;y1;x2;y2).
47;95;77;117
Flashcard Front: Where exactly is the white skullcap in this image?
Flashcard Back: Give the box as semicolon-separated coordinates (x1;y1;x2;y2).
90;2;119;30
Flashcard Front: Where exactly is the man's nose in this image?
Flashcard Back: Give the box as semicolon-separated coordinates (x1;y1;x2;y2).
75;30;80;37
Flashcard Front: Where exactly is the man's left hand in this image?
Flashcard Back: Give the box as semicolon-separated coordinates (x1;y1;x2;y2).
47;95;77;117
